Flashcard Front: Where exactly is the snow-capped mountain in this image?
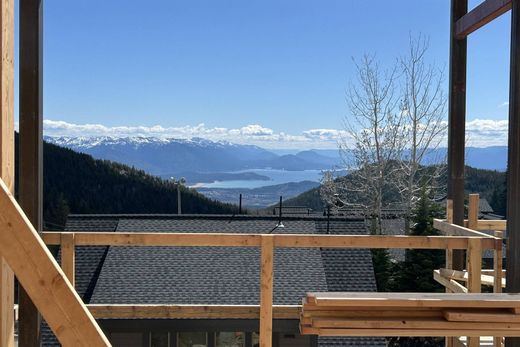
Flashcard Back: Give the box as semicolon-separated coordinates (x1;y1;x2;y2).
44;136;339;175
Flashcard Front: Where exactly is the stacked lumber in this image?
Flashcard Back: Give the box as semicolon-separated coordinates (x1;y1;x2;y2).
300;292;520;337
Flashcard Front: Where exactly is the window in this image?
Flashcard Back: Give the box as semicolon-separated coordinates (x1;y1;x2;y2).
216;332;245;347
150;332;169;347
178;332;208;347
252;333;259;347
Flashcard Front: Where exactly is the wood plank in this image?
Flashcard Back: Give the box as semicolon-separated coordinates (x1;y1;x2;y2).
61;233;75;287
88;304;300;319
467;238;482;293
305;292;520;308
433;270;468;293
477;220;507;231
455;0;512;39
0;0;14;344
444;309;520;323
0;179;110;346
433;219;495;239
259;235;274;347
310;317;520;330
495;238;504;292
41;232;496;250
440;268;505;288
300;327;520;337
18;0;44;342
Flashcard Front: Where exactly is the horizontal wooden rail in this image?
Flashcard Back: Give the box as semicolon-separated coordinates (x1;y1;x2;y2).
455;0;512;39
41;232;497;250
433;219;498;240
87;304;300;320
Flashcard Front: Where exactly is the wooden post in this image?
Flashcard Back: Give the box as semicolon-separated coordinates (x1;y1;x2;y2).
448;0;468;274
446;200;454;278
0;0;15;345
259;235;274;347
18;0;43;344
507;3;520;347
467;237;482;347
467;194;479;230
61;233;75;287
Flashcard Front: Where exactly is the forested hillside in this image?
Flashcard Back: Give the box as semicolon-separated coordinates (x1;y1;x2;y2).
284;166;507;215
15;136;237;229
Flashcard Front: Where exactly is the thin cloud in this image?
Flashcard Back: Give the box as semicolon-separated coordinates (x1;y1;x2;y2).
498;101;509;108
43;118;510;149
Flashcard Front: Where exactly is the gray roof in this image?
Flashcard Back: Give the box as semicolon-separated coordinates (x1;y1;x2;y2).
46;214;383;346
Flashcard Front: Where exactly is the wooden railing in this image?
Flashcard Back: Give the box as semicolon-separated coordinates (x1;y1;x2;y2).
41;221;502;347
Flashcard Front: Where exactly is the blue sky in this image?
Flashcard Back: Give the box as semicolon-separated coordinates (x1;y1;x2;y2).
15;0;512;148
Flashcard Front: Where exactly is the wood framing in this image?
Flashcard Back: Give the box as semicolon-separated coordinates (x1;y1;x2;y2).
0;0;15;344
455;0;512;38
0;180;110;346
41;231;498;250
259;235;274;347
87;304;300;320
61;233;75;287
448;0;468;272
18;0;44;344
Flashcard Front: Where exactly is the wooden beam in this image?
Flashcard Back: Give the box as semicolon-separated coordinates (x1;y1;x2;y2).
433;219;496;240
455;0;512;39
0;0;15;344
18;0;43;344
41;232;497;250
0;179;110;346
259;235;274;347
61;233;75;287
448;0;468;273
87;304;300;320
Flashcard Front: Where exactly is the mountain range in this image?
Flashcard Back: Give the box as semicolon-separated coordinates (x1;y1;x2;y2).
45;136;509;176
44;136;340;174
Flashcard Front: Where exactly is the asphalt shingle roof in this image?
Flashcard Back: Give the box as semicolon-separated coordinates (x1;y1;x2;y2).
45;214;383;347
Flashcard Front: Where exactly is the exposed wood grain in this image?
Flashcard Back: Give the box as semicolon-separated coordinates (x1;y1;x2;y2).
61;233;75;287
305;292;520;308
444;309;520;323
0;179;110;346
467;238;482;293
259;235;274;347
41;232;497;250
455;0;512;38
88;304;300;319
433;270;468;293
468;194;480;230
433;219;495;239
300;326;520;337
0;0;14;344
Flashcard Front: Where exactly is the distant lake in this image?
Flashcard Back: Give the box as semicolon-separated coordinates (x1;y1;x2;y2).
199;169;323;189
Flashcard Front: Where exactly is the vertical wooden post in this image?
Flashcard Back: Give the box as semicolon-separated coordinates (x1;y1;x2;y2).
448;0;468;273
467;237;482;347
61;233;75;287
259;235;274;347
467;194;479;230
507;2;520;347
0;0;15;345
446;200;454;276
18;0;43;344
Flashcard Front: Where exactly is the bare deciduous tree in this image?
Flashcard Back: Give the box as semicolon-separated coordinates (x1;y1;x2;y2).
397;35;448;232
321;36;447;235
321;55;404;234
